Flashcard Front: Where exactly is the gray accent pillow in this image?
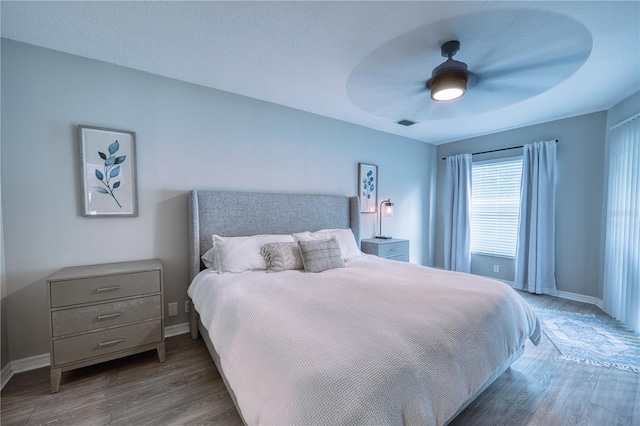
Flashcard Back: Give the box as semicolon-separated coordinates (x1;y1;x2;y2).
297;236;345;273
261;242;304;273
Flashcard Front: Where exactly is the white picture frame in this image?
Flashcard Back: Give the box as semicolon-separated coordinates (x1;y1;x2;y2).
358;163;378;213
79;125;138;217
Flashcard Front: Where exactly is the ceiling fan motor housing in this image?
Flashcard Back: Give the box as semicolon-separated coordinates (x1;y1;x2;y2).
428;58;468;83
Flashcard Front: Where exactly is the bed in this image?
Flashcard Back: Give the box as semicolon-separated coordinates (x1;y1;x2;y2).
187;190;541;425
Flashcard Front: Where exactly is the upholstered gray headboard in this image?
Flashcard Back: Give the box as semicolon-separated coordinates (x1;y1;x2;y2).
187;190;361;282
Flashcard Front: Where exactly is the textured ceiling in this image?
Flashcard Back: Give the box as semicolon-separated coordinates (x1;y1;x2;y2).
2;1;639;145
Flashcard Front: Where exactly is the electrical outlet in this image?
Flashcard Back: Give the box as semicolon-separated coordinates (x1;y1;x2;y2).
184;300;190;313
493;265;500;273
168;302;178;317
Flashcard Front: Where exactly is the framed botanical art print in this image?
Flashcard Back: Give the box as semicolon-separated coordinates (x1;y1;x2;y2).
358;163;378;213
79;125;138;217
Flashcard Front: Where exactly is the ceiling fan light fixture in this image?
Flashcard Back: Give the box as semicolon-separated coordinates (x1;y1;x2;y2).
426;40;470;102
430;73;467;101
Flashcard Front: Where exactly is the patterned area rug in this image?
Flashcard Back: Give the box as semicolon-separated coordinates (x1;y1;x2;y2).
535;308;640;373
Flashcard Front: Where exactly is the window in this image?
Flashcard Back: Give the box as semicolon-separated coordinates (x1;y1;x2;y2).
470;157;523;257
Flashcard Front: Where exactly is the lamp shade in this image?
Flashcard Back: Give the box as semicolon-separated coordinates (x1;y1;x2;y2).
383;200;394;215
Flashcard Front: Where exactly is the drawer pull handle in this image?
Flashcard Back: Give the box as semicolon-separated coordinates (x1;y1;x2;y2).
95;285;122;293
97;312;124;320
98;338;124;347
389;248;398;252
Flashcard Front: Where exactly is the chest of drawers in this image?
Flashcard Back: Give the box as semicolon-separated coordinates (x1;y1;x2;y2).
361;238;410;262
47;259;165;393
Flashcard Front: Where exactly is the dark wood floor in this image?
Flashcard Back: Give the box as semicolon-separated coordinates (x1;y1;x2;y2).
2;292;639;425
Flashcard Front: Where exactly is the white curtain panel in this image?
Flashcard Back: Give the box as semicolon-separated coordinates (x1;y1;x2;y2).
514;140;557;295
444;154;472;272
603;115;640;332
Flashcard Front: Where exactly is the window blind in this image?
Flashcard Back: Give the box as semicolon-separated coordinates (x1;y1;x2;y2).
471;158;523;257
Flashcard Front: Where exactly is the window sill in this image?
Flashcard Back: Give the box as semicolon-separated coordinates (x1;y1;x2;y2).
471;252;515;260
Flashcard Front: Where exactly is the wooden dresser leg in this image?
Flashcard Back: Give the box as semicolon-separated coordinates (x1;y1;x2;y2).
157;342;166;363
50;368;62;393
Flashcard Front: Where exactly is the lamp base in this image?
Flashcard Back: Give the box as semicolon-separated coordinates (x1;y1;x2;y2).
375;235;392;239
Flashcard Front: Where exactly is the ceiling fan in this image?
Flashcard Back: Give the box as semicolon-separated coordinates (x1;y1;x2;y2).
345;9;592;122
426;40;477;102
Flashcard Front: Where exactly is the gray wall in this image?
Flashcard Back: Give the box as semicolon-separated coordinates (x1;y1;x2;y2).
606;91;640;129
1;39;437;361
435;113;607;298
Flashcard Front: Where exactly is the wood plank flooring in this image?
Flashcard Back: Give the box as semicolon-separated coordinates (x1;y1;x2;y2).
450;293;640;426
2;292;638;425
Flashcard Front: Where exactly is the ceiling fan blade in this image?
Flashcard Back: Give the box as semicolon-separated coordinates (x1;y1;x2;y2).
475;78;552;95
346;8;593;121
476;50;591;81
346;81;428;119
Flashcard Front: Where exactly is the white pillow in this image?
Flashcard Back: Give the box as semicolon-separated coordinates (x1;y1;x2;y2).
292;228;362;260
213;234;295;273
201;247;216;269
330;228;363;260
292;230;334;242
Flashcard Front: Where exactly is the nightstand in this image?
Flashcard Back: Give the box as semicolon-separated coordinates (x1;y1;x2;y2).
361;238;409;262
47;259;165;393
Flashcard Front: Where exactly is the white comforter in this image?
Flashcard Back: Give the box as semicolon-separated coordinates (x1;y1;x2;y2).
188;255;540;425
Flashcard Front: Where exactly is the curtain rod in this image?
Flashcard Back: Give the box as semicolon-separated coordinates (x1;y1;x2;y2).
610;112;640;131
441;139;558;160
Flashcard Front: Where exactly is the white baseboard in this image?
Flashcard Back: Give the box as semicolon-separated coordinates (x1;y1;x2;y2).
485;276;604;309
10;352;50;373
557;290;603;309
477;275;605;309
1;352;49;390
1;362;13;389
1;322;191;390
165;322;189;338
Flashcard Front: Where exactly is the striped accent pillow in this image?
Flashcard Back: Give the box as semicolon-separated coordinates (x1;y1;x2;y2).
297;236;345;273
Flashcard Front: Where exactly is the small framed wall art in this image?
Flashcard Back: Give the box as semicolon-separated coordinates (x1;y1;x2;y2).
358;163;378;213
79;125;138;217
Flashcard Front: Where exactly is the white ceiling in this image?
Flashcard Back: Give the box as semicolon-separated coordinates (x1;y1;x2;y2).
2;1;639;145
